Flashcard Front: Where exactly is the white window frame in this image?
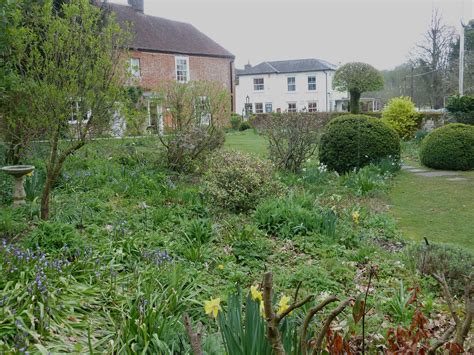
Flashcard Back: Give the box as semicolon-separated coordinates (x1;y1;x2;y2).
307;76;316;91
253;77;264;91
308;101;317;112
287;102;297;113
265;102;273;113
287;76;296;92
175;56;189;83
255;102;264;114
129;57;141;78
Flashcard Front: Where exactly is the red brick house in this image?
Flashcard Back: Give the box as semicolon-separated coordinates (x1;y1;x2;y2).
108;0;235;130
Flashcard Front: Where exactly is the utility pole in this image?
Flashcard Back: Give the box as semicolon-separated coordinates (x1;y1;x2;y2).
410;66;414;101
459;21;466;96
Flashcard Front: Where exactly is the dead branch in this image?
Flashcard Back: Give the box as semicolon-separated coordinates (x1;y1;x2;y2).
428;324;456;354
431;273;460;325
183;313;203;355
312;298;353;354
300;296;339;355
454;281;473;347
431;273;473;350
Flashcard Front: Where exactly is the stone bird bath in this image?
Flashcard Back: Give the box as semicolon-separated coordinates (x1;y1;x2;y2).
1;165;35;207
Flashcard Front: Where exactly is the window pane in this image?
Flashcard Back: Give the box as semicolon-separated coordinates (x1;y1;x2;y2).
254;78;264;91
176;57;189;82
288;77;296;91
129;58;140;77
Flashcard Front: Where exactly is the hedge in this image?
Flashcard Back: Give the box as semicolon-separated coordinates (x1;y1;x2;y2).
249;111;447;133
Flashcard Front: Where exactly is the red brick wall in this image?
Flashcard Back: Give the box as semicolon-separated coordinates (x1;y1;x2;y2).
128;50;235;110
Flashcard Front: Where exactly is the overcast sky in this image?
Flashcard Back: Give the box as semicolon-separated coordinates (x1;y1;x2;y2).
111;0;473;70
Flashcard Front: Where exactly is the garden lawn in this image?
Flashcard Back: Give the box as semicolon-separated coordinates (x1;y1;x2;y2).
389;162;474;252
224;130;267;157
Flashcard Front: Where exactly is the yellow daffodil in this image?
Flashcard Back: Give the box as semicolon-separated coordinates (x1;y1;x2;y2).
259;300;265;316
217;264;224;270
250;285;263;302
26;172;33;177
204;298;221;318
277;295;290;315
352;211;360;225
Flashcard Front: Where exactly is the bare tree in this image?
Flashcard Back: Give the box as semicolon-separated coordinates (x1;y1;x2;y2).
412;10;456;108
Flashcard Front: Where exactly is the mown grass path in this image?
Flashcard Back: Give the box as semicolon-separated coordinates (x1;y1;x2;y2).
224;130;267;156
389;160;474;252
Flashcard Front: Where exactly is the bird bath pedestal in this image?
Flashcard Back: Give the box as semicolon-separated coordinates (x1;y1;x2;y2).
1;165;35;207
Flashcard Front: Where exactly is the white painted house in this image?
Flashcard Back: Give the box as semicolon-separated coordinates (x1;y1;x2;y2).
235;59;348;116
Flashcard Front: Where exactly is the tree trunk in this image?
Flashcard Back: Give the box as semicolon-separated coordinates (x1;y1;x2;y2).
350;91;361;114
40;172;54;220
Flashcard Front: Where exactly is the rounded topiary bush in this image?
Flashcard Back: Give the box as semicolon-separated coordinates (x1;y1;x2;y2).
202;151;282;212
420;123;474;170
319;115;400;173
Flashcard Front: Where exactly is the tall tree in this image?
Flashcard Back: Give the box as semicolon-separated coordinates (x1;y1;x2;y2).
0;0;130;219
333;62;384;114
412;10;455;108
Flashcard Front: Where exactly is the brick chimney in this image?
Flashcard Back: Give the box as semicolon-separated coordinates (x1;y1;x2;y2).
128;0;144;13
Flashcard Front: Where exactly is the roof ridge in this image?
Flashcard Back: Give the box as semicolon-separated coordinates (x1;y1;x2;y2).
108;3;192;26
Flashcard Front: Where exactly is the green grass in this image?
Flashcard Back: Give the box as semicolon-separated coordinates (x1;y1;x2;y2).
389;149;474;252
224;130;267;157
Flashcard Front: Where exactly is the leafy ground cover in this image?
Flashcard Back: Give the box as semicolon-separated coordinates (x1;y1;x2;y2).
390;141;474;252
0;134;471;353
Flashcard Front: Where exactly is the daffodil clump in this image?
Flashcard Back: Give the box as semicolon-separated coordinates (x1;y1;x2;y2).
277;294;290;315
204;298;221;318
352;210;360;225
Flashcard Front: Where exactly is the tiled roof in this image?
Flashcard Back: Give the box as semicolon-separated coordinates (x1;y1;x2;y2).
108;3;234;59
237;59;337;75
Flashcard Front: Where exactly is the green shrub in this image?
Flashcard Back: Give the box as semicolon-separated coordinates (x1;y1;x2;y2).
202;151;281;212
319;115;400;173
230;114;242;130
420;123;474;170
254;195;337;238
381;96;421;139
23;221;84;255
406;242;473;296
239;121;251;131
446;95;474;125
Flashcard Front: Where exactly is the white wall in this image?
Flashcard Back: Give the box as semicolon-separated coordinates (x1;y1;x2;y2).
236;71;347;115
